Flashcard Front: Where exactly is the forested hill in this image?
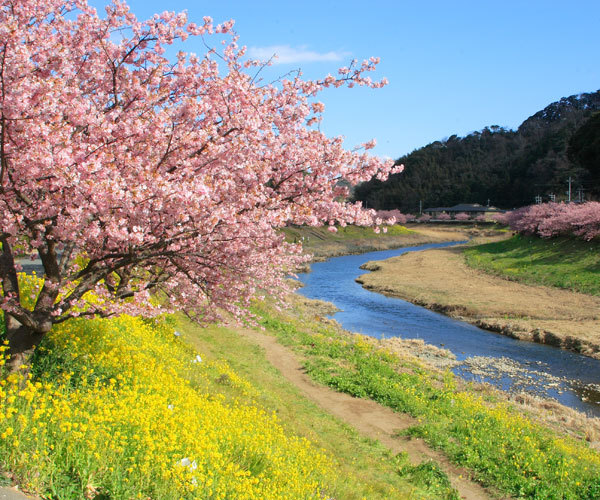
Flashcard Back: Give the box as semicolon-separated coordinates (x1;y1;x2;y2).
353;90;600;211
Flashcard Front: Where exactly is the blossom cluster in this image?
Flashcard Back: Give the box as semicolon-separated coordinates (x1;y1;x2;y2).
453;212;471;221
501;202;600;240
375;209;409;224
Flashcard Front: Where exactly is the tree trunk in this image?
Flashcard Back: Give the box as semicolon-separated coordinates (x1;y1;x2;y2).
5;313;45;373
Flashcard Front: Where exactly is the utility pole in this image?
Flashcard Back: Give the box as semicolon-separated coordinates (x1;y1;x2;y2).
577;187;584;203
567;177;572;203
419;200;422;215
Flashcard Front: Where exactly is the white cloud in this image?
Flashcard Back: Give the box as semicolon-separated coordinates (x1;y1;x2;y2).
247;45;349;65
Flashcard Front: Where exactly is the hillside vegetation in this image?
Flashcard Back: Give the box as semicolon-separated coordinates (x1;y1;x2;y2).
354;90;600;212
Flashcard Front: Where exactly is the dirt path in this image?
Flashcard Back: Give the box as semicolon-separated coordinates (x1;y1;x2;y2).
0;487;36;500
240;328;501;500
357;245;600;359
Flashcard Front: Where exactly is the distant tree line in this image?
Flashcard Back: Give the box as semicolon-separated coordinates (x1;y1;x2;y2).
353;91;600;212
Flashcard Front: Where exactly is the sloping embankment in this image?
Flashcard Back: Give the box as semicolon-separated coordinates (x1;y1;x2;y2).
291;224;479;262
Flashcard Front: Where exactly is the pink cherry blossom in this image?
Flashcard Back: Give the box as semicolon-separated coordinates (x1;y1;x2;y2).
502;202;600;241
0;0;394;367
454;212;470;221
375;209;408;225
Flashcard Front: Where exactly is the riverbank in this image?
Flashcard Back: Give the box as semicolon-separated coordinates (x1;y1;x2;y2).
4;265;599;499
253;296;600;499
356;241;600;359
284;223;487;262
464;235;600;296
291;295;600;442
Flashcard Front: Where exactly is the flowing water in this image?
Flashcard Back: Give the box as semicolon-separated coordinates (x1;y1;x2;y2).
297;241;600;417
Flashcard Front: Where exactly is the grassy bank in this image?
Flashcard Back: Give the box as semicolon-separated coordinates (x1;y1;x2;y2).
0;315;337;499
464;235;600;296
180;319;461;500
282;224;469;260
284;223;414;244
252;298;600;500
0;278;459;499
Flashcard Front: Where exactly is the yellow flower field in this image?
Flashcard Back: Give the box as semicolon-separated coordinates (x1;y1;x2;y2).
0;312;333;499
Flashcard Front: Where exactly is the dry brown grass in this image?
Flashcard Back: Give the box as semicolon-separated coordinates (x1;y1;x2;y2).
356;242;600;358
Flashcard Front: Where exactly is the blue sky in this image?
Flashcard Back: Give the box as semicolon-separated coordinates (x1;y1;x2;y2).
89;0;600;160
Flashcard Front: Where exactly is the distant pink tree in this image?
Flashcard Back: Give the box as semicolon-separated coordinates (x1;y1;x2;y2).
570;203;600;240
474;214;488;222
436;213;451;221
505;202;600;240
418;214;432;222
491;212;511;225
376;210;409;224
0;0;398;369
454;212;471;221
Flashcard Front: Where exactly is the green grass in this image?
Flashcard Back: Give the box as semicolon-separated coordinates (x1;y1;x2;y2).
251;298;600;500
464;235;600;295
283;224;413;246
181;319;459;500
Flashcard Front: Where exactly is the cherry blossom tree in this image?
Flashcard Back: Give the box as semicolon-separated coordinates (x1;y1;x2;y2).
491;212;511;225
0;0;398;369
454;212;471;221
375;209;408;224
505;202;600;240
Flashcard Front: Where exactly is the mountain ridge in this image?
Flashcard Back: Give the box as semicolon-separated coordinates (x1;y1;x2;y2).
354;90;600;211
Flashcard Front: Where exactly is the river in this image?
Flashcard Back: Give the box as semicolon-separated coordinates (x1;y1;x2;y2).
296;241;600;417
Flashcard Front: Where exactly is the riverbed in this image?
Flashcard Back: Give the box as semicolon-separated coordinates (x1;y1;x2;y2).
296;241;600;417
